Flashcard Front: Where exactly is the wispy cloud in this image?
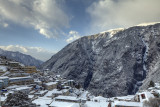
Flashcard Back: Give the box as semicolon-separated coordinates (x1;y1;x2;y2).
87;0;160;33
0;0;69;38
66;30;81;43
0;45;56;61
0;18;9;28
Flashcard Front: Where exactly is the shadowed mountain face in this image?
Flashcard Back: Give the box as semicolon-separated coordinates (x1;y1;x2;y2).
42;23;160;97
0;49;43;67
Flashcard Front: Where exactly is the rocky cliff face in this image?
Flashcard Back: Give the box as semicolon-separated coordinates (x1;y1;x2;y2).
0;49;43;67
42;23;160;97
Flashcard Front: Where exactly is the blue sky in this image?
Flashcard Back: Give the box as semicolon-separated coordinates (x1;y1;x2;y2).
0;0;160;61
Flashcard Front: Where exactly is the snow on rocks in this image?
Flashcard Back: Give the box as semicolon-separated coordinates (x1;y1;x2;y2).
136;22;160;27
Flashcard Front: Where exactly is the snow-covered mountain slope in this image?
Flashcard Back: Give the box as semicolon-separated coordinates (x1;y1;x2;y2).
0;48;43;67
42;22;160;97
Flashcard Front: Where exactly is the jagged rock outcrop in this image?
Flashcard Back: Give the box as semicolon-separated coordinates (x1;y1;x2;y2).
0;49;43;67
42;23;160;97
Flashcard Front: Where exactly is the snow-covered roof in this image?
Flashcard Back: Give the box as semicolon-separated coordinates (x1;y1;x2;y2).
1;96;7;101
52;89;63;94
44;89;62;97
45;82;57;86
34;80;42;83
93;96;107;102
63;86;70;88
35;90;48;95
0;76;9;79
85;101;109;107
55;95;79;101
79;91;88;100
9;76;32;80
45;89;69;97
32;97;52;107
156;90;160;94
49;101;79;107
19;63;25;67
8;61;19;64
13;86;32;91
56;80;59;82
114;95;135;100
113;101;143;107
68;80;74;82
7;85;19;89
56;75;61;77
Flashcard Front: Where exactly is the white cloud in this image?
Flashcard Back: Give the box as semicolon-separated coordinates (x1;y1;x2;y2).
0;0;69;38
0;45;56;61
39;28;53;38
3;23;8;28
66;31;81;43
87;0;160;33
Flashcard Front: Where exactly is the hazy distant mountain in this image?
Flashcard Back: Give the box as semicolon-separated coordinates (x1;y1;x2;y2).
0;48;43;67
42;22;160;97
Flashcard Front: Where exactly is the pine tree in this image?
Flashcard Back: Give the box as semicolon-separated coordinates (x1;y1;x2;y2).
149;80;155;87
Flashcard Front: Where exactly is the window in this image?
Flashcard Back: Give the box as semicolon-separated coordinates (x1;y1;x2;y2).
141;94;146;99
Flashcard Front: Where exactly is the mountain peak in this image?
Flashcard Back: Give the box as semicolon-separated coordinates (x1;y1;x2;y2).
42;23;160;97
0;48;43;67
